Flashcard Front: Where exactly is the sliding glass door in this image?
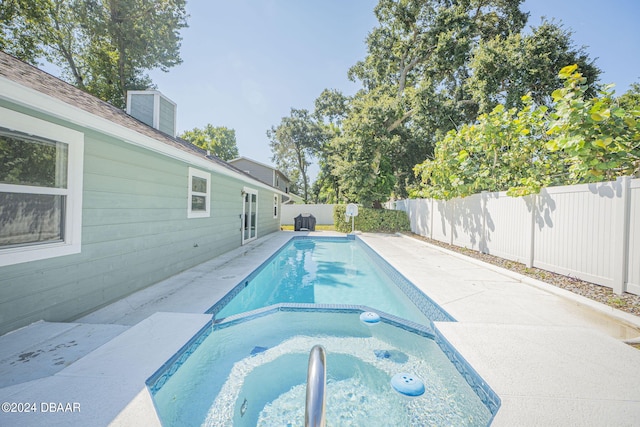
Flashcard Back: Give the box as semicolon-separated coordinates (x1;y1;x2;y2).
242;188;257;244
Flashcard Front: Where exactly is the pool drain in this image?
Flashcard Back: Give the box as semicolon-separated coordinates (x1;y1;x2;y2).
391;373;425;397
374;349;409;363
359;311;380;324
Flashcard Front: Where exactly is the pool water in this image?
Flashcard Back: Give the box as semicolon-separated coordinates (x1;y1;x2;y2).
210;237;444;325
149;310;494;426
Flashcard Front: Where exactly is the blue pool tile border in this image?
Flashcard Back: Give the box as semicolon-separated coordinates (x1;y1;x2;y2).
354;236;455;322
433;326;501;419
206;235;454;324
215;303;435;339
146;319;214;395
205;236;355;318
146;304;500;419
150;235;500;420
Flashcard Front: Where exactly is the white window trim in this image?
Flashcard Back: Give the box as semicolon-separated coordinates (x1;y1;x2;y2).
0;106;84;267
273;194;279;218
187;167;211;218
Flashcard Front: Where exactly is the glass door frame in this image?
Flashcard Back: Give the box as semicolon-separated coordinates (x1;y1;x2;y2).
241;187;258;245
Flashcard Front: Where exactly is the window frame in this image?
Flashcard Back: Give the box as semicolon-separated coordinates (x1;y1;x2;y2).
273;194;279;218
0;106;84;267
187;167;211;218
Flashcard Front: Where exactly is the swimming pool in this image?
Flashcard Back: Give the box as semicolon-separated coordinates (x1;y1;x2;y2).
147;235;499;425
207;236;453;326
148;309;498;426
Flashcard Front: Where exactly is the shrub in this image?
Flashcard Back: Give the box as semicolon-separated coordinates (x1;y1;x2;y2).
333;205;410;233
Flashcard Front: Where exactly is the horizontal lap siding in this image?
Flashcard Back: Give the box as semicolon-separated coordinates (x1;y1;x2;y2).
0;126;279;334
258;190;280;236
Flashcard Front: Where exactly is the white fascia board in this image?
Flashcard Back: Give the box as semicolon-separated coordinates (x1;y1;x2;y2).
0;76;285;195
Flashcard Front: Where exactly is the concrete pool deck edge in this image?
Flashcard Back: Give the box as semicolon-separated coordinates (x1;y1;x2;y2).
360;233;640;427
1;231;639;426
393;232;640;332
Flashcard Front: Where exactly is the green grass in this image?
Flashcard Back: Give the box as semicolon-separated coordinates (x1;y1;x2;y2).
280;224;336;231
607;296;626;308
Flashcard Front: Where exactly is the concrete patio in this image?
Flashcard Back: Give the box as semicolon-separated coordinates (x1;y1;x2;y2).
0;231;639;426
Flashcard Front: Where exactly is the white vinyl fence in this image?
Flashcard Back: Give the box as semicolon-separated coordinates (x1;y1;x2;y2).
281;204;337;225
391;177;640;296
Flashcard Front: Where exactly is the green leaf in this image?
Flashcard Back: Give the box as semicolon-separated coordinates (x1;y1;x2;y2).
545;140;559;151
592;138;612;149
558;64;578;79
612;108;626;118
551;88;564;101
457;149;469;162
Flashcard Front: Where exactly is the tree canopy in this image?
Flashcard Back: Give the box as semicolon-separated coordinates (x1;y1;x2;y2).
1;0;188;108
268;109;326;202
414;65;640;199
179;125;239;161
298;0;602;207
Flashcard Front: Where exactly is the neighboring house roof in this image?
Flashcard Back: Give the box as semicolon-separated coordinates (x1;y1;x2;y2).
284;192;305;204
0;51;283;195
229;156;290;182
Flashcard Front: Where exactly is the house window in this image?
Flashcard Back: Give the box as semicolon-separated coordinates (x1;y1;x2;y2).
0;107;84;267
188;167;210;218
273;194;279;218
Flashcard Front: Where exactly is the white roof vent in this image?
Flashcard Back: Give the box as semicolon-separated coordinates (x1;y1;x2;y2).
126;90;177;137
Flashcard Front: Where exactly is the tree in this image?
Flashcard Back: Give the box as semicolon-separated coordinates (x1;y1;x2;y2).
414;94;566;199
468;20;601;114
546;65;640;182
179;125;239;161
0;0;55;64
347;0;528;126
312;89;350;203
1;0;188;108
414;65;640;200
618;82;640;112
326;88;399;207
268;109;325;203
317;0;529;205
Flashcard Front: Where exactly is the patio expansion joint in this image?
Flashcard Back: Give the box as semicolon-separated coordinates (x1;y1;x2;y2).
439;290;487;306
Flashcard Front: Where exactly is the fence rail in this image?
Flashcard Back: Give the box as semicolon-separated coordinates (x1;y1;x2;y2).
391;177;639;296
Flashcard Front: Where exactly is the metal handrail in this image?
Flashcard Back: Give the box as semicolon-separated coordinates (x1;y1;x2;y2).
305;345;327;427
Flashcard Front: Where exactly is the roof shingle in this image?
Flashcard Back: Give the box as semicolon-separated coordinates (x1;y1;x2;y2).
0;51;260;181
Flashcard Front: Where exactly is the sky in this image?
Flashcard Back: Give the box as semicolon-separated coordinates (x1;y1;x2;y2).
148;0;640;179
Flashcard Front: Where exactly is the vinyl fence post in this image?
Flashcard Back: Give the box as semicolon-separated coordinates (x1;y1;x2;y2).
480;191;488;254
450;198;455;246
430;198;434;240
526;194;536;268
612;176;631;295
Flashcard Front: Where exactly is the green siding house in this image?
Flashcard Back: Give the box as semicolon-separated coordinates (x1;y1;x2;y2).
0;52;283;335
